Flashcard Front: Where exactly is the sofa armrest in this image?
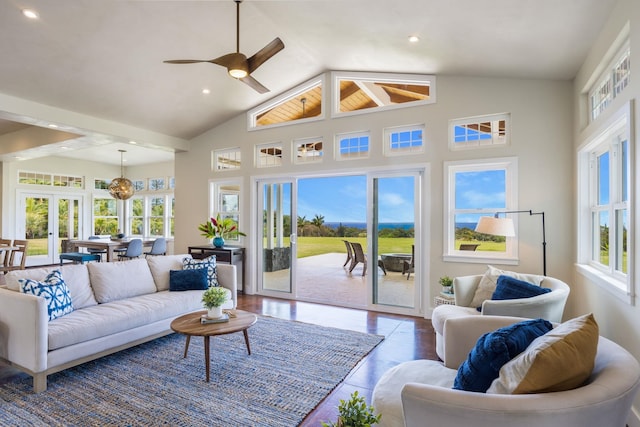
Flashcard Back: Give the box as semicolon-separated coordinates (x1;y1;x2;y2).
0;288;49;373
442;315;527;369
481;289;569;323
453;275;481;306
216;264;237;308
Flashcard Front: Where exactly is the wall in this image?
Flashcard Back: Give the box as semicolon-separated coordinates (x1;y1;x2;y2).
175;73;573;314
571;0;640;424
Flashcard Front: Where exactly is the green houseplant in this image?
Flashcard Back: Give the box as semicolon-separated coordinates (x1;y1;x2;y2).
439;275;453;294
202;286;229;319
198;213;246;248
322;391;381;427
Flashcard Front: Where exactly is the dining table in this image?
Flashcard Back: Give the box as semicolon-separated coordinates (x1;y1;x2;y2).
67;238;155;262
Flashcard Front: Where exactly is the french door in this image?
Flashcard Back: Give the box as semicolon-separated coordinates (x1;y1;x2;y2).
257;180;296;296
18;192;83;266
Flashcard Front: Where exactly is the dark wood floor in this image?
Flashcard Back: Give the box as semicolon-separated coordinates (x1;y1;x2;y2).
0;294;437;426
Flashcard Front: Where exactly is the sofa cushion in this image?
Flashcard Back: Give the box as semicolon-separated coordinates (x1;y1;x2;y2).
6;264;97;309
453;318;553;392
183;255;218;287
169;268;208;291
87;259;157;303
491;275;551;301
488;313;599;394
147;254;192;291
20;270;74;321
470;265;544;310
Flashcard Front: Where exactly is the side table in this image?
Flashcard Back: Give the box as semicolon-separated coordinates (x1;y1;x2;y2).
434;292;455;307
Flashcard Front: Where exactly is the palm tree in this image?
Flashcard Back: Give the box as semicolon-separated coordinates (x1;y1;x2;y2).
297;215;307;236
311;214;325;228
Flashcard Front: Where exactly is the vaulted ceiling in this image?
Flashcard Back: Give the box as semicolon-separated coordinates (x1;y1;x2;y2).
0;0;618;165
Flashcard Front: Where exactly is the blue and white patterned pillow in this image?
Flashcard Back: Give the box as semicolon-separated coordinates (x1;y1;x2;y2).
182;255;218;287
19;270;74;321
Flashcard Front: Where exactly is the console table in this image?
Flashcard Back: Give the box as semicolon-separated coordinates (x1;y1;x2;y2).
188;245;244;291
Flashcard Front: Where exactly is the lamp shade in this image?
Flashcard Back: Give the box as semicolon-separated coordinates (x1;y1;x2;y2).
475;216;516;237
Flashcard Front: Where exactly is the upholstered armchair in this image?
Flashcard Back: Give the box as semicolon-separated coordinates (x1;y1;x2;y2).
372;315;640;427
431;272;570;362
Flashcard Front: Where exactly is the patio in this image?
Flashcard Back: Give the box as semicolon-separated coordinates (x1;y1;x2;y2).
262;252;415;309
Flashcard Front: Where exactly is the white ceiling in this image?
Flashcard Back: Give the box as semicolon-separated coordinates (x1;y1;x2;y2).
0;0;618;165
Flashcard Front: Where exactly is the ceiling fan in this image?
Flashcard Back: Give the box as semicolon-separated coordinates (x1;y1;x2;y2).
163;0;284;94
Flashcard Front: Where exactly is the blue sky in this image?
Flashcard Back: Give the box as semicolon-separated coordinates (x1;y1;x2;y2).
296;175;415;223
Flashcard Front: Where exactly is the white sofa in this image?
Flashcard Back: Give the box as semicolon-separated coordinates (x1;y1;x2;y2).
0;254;236;392
432;274;569;362
373;315;640;427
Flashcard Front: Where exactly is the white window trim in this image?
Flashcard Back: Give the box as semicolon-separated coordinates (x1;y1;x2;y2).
587;38;630;123
383;124;425;157
449;113;510;151
293;136;324;164
255;141;284;168
443;157;518;264
331;71;436;119
334;130;371;161
577;100;634;304
213;147;242;171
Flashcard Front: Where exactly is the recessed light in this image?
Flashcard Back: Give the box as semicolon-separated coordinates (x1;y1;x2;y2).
128;140;137;145
48;124;58;128
202;88;211;95
408;35;420;43
22;9;39;19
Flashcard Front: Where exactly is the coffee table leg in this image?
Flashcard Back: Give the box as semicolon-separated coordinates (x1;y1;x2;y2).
204;336;210;382
243;329;252;355
183;335;191;358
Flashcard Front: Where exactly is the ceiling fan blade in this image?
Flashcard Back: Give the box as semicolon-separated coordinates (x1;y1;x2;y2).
240;75;269;94
247;37;285;73
163;59;213;64
210;53;242;68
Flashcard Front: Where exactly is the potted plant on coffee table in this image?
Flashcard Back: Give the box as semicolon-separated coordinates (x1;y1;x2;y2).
322;390;381;427
202;287;229;319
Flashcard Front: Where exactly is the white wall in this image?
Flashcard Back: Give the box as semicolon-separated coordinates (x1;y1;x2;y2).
572;0;640;424
175;73;573;310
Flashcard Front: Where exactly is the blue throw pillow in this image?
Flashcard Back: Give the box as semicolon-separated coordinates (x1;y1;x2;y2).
491;275;552;301
183;256;218;287
453;318;553;392
19;270;74;321
169;268;209;291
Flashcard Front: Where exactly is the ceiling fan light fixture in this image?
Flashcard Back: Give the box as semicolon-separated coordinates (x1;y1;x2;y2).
228;67;248;79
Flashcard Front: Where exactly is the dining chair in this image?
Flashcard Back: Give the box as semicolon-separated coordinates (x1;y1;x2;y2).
118;239;143;260
87;235;107;260
144;237;167;257
0;238;13;267
1;239;28;273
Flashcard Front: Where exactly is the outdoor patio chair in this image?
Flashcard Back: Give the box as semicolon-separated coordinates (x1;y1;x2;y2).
342;240;353;267
459;243;480;251
402;244;415;280
349;242;367;276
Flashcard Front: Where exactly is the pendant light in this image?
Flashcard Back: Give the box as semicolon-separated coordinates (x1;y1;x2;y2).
108;149;135;200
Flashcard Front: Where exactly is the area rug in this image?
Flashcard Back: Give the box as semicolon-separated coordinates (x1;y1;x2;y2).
0;316;383;427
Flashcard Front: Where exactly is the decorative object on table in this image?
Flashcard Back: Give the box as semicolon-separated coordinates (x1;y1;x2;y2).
108;150;135;200
200;312;230;324
321;390;382;427
439;275;453;294
475;209;547;275
198;213;246;248
202;286;229;319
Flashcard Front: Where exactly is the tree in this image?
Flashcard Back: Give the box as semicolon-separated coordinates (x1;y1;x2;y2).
311;214;325;228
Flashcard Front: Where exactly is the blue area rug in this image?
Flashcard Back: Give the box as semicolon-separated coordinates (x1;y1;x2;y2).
0;316;383;426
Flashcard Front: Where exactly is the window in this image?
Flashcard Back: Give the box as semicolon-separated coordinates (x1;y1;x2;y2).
449;113;509;150
129;197;144;236
332;71;436;118
149;178;165;190
444;158;518;263
335;131;370;160
126;195;174;237
93;197;119;235
133;180;145;191
589;41;630;122
294;137;323;164
577;102;632;299
149;197;165;237
383;124;425;156
256;142;283;168
94;179;110;190
214;148;241;171
19;171;83;188
248;75;325;130
211;181;243;242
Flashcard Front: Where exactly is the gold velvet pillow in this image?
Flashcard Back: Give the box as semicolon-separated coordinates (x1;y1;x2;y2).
487;313;599;394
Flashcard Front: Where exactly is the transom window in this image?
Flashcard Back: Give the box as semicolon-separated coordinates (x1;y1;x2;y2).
589;41;630;122
256;142;283;168
449;113;509;150
383;124;425;156
214;148;241;171
444;158;518;262
294;137;323;164
19;171;83;188
335;131;370;160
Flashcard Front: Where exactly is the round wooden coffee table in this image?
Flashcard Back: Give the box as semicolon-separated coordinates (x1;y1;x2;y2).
170;309;257;382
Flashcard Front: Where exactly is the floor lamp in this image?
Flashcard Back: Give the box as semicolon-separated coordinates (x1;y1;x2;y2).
475;210;547;276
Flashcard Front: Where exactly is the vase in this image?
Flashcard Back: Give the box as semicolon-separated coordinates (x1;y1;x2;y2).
207;306;223;319
212;236;225;248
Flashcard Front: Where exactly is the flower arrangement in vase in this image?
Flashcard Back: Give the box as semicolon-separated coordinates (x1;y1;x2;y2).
198;213;246;248
202;286;229;319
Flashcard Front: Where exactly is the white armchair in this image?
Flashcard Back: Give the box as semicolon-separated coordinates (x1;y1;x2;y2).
372;315;640;427
432;274;569;362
